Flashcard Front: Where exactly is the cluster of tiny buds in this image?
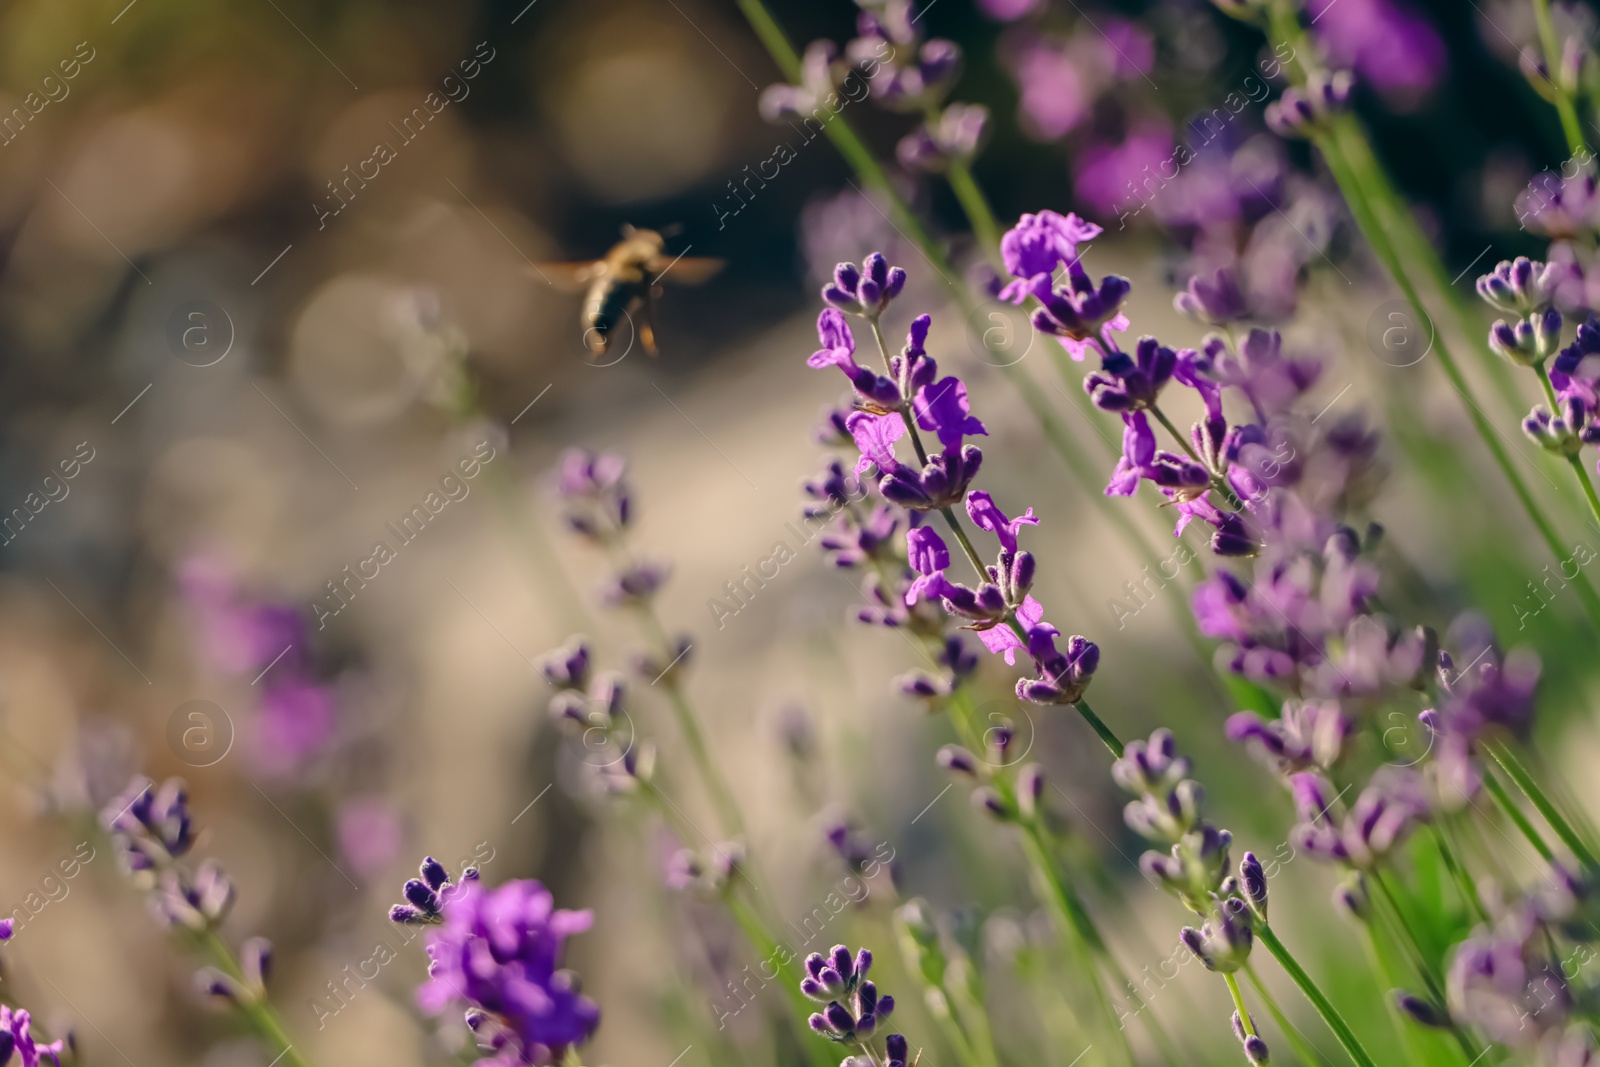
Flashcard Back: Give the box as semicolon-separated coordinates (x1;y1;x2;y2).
665;842;744;894
198;937;272;1006
539;636;656;789
935;734;1044;824
1265;70;1353;138
1478;257;1564;366
801;944;897;1042
1232;1010;1271;1065
823;254;907;319
389;855;479;924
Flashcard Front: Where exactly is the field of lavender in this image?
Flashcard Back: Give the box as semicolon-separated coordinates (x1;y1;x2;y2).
5;1;1600;1066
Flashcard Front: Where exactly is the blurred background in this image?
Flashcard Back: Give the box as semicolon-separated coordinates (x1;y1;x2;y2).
3;1;1600;1065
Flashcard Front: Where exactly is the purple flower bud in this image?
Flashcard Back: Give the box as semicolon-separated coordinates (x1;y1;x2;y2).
1393;992;1451;1029
197;967;244;1003
242;936;272;990
831;943;854;981
937;745;979;776
1017;763;1044;817
971;787;1010;820
1244;1034;1270;1065
405;879;441;913
1240;852;1268;913
805;953;827;980
825;1001;856;1033
420;857;449;891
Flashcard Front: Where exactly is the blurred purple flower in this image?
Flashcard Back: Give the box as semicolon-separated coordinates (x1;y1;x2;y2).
338;796;404;880
978;0;1041;20
417;877;601;1065
251;681;337;779
1074;123;1174;220
1011;41;1089;140
1309;0;1446;108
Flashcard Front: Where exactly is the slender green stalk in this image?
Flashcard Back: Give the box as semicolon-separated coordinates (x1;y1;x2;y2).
1018;820;1136;1067
1225;971;1258;1036
1485;739;1600;869
1074;698;1124;758
477;436;593;630
1244;963;1328;1067
1483;767;1557;863
946;157;1002;264
1256;922;1380;1067
634;603;746;840
1531;0;1587;156
1428;824;1491;924
1369;869;1446;1007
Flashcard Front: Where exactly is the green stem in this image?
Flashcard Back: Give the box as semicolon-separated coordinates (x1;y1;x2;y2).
1018;820;1136;1067
1485;739;1600;869
945;157;1003;267
632;604;746;840
1225;971;1258;1036
1244;963;1327;1067
1483;766;1557;863
1531;0;1588;156
1074;698;1124;758
1428;823;1491;924
1256;922;1380;1067
1369;869;1446;1007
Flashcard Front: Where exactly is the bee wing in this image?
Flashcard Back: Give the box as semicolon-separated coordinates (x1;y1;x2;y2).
529;260;602;293
647;256;725;286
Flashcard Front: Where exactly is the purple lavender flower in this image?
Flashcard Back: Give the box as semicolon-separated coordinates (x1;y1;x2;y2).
414;875;600;1065
555;448;631;540
801;944;896;1040
1310;0;1445;108
1290;768;1429;868
822;255;909;320
389;855;478;924
913;376;987;448
1085;336;1179;411
538;638;591;691
811;310;903;410
878;445;984;510
1179;896;1254;973
1516;169;1600;240
847;2;962;112
759;40;840;123
1552;315;1600;404
1174;268;1249;326
977;0;1040;19
1447;908;1571;1047
964;491;1038;553
0;1008;67;1067
1525;394;1600;456
1226;700;1352;773
1009;40;1089;140
102;776;194;872
997;210;1101;301
1477;257;1563;315
1265;71;1355;138
898;103;988;172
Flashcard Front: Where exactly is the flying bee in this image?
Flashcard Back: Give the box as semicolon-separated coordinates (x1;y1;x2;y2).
536;225;722;357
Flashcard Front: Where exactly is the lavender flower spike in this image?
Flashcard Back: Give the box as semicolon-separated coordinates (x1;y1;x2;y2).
414;873;600;1065
800;943;896;1043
